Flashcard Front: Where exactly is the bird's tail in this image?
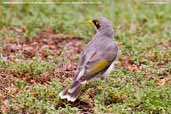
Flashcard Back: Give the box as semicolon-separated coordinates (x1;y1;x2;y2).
59;80;81;102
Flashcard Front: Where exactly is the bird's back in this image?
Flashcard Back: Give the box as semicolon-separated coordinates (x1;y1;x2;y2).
81;33;118;64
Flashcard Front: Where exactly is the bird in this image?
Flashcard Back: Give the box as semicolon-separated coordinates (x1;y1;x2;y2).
59;17;118;102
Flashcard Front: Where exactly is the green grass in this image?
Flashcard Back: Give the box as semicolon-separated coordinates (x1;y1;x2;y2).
0;0;171;113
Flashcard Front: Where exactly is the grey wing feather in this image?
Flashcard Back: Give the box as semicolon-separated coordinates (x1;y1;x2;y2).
73;49;96;81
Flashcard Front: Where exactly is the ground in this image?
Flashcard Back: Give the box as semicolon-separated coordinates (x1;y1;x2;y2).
0;0;171;114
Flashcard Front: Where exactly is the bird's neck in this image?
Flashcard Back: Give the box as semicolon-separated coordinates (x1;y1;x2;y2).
97;27;114;38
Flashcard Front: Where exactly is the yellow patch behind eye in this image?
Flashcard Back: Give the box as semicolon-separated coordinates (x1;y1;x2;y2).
89;60;109;73
95;21;99;25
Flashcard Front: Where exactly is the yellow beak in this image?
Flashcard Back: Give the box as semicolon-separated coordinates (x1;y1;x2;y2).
87;19;94;25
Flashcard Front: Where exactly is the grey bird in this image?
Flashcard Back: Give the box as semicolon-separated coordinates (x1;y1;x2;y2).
59;17;118;102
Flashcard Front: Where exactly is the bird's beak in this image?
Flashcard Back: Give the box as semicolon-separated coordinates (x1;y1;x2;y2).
87;19;94;25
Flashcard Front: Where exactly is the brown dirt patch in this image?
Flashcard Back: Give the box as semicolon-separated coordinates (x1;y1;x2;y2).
2;28;84;61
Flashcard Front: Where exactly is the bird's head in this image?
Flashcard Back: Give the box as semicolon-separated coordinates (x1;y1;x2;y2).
87;17;113;36
87;17;112;31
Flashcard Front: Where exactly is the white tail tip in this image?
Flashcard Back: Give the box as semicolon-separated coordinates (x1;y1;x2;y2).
59;91;76;102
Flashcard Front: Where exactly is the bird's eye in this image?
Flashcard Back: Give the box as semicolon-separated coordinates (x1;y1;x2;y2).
93;20;100;29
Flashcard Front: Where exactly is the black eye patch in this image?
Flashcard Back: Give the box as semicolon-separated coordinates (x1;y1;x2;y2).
92;20;100;29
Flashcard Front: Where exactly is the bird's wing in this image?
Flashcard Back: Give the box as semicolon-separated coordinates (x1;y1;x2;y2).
74;45;118;82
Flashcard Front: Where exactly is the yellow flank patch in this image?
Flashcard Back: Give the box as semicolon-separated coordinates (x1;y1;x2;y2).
90;59;109;73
